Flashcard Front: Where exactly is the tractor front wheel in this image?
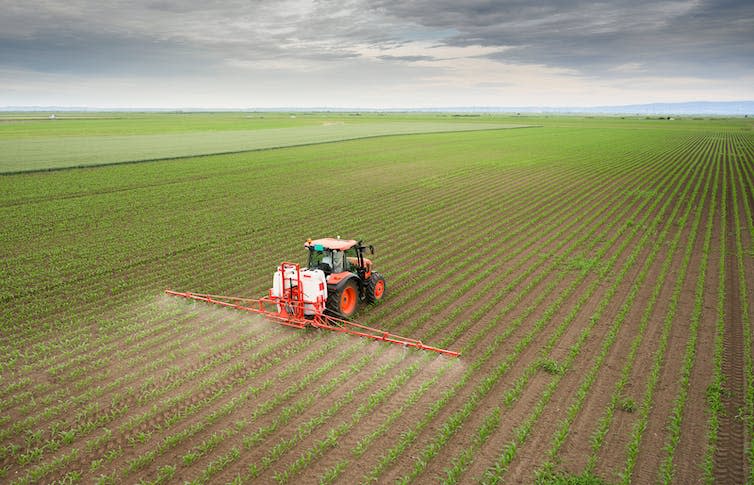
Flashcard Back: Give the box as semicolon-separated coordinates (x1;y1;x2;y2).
366;272;386;303
330;280;360;318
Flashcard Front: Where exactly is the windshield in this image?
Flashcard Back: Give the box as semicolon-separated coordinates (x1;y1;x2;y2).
307;248;346;273
308;248;332;271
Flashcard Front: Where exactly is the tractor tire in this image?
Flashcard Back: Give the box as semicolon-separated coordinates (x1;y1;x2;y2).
365;272;386;303
329;279;360;318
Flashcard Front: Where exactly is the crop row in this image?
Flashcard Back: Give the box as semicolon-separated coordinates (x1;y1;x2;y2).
529;132;752;484
437;133;705;484
4;124;749;483
1;157;528;406
0;154;536;370
346;127;692;480
23;143;580;480
364;129;724;480
142;125;668;480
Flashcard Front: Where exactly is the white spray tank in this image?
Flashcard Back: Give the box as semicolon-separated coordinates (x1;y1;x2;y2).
271;264;327;316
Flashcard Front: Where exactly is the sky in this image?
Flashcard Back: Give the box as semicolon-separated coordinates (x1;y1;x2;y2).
1;0;753;109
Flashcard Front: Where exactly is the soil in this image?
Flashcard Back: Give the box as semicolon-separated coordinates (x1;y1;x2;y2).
3;130;752;485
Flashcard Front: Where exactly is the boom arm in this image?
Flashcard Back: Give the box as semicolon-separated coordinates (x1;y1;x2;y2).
165;289;460;357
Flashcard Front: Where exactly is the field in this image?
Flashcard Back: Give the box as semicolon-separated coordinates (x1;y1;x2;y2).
0;113;527;172
1;113;753;484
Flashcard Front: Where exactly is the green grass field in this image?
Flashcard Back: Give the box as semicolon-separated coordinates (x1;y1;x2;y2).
1;113;752;484
0;112;530;172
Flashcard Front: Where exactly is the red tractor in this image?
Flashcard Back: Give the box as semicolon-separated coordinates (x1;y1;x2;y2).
304;237;386;318
166;236;459;357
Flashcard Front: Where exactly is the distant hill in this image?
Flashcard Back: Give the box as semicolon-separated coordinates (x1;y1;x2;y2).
413;101;754;115
546;101;754;115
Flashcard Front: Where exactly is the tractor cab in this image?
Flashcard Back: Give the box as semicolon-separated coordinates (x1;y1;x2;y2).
304;237;385;318
305;238;371;275
307;244;345;274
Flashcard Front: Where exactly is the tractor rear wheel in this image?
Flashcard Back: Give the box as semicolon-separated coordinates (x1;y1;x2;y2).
329;279;360;318
366;272;386;303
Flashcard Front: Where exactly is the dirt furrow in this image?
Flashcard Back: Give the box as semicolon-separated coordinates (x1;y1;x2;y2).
715;159;747;485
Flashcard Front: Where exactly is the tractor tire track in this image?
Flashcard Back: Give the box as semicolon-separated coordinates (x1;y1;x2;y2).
715;159;747;485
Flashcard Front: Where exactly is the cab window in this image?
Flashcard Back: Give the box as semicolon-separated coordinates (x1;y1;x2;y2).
344;248;358;270
332;250;344;272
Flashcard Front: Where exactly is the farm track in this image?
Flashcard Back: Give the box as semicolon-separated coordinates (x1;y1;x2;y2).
2;122;753;484
734;138;754;483
715;155;748;484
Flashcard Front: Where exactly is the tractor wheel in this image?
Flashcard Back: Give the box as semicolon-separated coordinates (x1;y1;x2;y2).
366;272;386;303
329;279;360;318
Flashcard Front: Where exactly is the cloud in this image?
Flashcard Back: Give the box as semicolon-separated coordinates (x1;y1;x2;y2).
369;0;754;78
376;55;436;63
610;63;646;74
0;0;752;107
357;41;509;62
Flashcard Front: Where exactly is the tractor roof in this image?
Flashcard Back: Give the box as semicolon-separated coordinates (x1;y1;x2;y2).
305;238;358;251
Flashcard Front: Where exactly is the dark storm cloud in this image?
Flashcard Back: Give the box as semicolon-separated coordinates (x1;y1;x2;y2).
368;0;754;78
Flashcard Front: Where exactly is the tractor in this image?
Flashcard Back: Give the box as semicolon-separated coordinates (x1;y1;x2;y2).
304;237;386;318
166;236;459;357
